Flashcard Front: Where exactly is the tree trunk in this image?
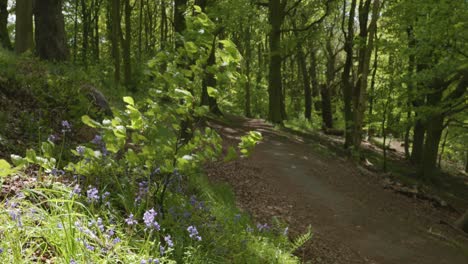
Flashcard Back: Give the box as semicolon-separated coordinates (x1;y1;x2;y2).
244;24;252;118
33;0;69;61
297;46;311;120
411;119;425;164
174;0;187;48
122;0;132;89
341;0;357;149
268;0;285;124
200;35;222;116
418;79;445;179
438;127;449;168
81;0;90;66
351;0;379;150
320;84;333;129
455;210;468;234
110;0;121;85
15;0;33;54
0;0;11;50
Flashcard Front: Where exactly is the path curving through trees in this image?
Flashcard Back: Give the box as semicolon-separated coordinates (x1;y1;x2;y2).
206;116;468;264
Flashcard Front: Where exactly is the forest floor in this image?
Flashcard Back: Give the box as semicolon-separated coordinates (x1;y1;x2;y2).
206;115;468;264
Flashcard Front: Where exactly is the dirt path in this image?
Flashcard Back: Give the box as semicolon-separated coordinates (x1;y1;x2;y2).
206;117;468;264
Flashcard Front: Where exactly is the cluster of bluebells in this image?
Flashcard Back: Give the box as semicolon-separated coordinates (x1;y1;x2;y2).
187;225;201;241
256;223;270;232
143;208;160;230
189;195;209;212
125;214;138;225
49;168;65;177
135;181;149;203
86;186;99;203
91;134;108;156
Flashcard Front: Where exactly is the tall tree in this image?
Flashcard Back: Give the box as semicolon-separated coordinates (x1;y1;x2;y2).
15;0;33;54
122;0;133;89
110;0;121;84
0;0;11;49
33;0;69;61
267;0;286;124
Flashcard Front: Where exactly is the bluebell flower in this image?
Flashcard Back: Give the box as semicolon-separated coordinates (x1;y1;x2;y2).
102;191;110;200
159;245;165;256
257;223;270;232
187;225;201;241
164;235;174;248
76;146;86;156
70;259;77;264
112;237;121;244
125;214;138;225
140;260;147;264
135;181;149;203
246;226;254;233
91;135;103;145
143;208;160;230
97;218;105;232
0;248;3;254
86;186;99;202
61;120;72;133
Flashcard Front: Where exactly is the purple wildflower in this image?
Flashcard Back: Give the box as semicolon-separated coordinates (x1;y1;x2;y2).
91;135;103;145
76;146;86;156
125;214;138;225
112;237;121;244
164;235;174;248
159;245;165;256
97;218;105;232
135;181;149;203
257;223;270;232
61;120;71;133
0;248;3;254
187;225;201;241
143;208;160;230
140;260;147;264
102;191;110;200
86;186;99;202
70;259;77;264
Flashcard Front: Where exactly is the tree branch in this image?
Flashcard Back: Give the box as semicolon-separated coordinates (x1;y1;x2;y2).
282;0;332;32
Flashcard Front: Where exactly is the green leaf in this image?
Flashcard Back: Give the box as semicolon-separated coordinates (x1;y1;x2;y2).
207;86;218;97
82;115;102;128
0;159;12;176
123;96;135;106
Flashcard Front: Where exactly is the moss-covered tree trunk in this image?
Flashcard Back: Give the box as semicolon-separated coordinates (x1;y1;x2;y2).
15;0;33;54
33;0;69;61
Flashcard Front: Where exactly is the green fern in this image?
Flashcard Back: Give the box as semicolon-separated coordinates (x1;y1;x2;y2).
290;225;312;253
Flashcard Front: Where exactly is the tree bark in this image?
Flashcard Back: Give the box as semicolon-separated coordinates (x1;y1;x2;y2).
15;0;33;54
0;0;11;50
341;0;357;149
122;0;132;89
244;24;252;118
110;0;121;84
33;0;69;61
268;0;285;124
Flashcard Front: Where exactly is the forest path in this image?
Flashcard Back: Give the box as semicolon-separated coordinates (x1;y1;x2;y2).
206;116;468;264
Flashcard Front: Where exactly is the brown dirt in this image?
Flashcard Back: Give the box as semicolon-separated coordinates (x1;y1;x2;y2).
205;116;468;264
